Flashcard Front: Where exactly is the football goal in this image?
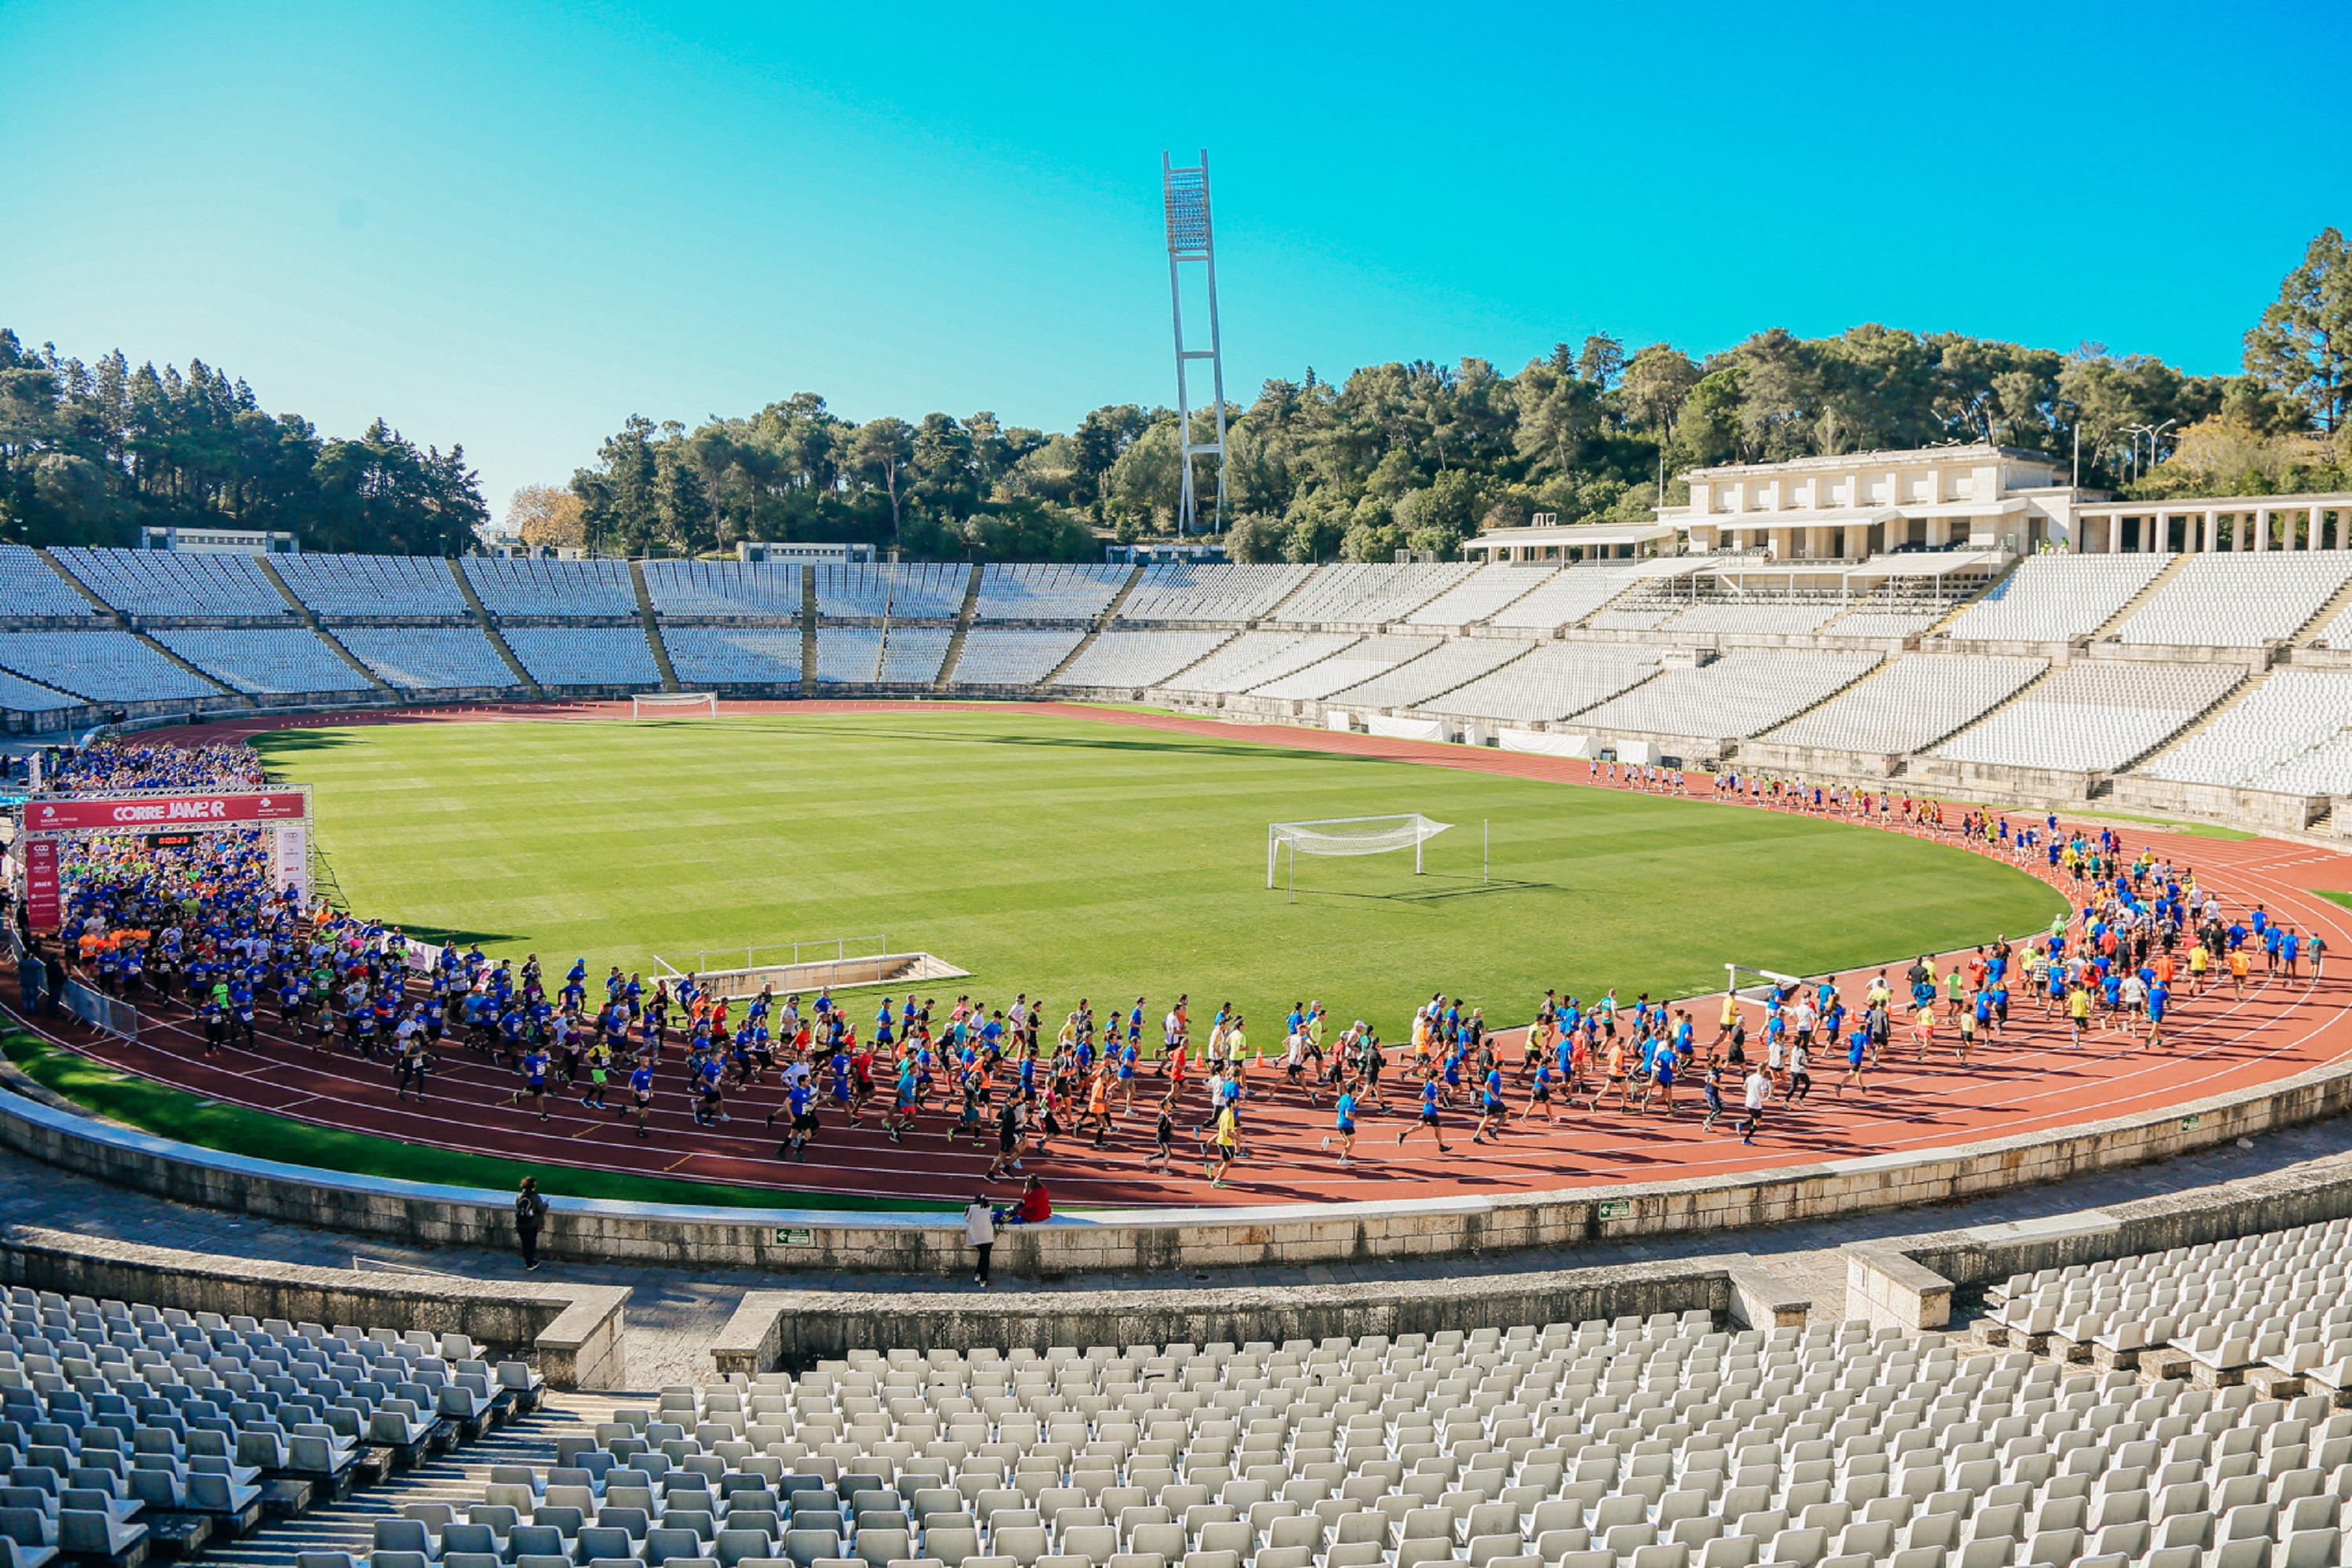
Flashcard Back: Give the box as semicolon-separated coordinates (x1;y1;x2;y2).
631;691;718;719
1268;814;1453;896
1725;962;1806;1006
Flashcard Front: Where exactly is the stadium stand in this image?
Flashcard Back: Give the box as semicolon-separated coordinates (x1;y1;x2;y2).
154;629;377;695
973;564;1131;621
1823;608;1950;639
662;626;804;687
1165;633;1363;696
0;668;79;713
1940;554;2172;644
815;627;887;683
1485;565;1646;632
1931;662;2245;774
1117;564;1316;624
51;547;295;620
2111;554;2352;647
816;564;969;620
1585;591;1687;632
499;626;662;688
2134;668;2352;797
333;626;521;691
952;628;1087;685
271;553;471;619
1757;655;2051;757
1664;599;1848;637
1325;639;1532;710
1054;630;1236;689
1401;566;1559;628
0;546;98;619
1251;637;1446;702
1415;643;1663;724
880;628;955;684
463;1312;2352;1568
1571;650;1883;740
460;559;638;619
643;561;804;619
0;630;223;702
1271;564;1476;626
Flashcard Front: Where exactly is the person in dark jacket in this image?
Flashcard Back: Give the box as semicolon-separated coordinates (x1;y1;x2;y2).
42;953;64;1019
514;1177;549;1271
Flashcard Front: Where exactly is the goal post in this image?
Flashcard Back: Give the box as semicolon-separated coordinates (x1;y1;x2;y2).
631;691;718;720
1725;962;1806;1006
1268;814;1454;893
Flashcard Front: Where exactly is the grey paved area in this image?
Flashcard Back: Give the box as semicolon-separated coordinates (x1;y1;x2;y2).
10;1115;2352;1385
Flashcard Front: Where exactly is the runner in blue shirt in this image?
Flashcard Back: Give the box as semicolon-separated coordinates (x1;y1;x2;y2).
1472;1065;1509;1143
1397;1078;1447;1153
1322;1087;1359;1166
510;1047;552;1121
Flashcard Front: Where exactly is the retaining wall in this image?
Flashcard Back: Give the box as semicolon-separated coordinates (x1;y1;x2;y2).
1903;757;2101;802
2105;775;2325;833
1734;742;1902;780
710;1254;1810;1372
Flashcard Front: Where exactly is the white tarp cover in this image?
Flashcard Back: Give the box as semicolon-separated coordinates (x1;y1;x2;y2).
1324;710;1356;731
1498;728;1597;759
1364;714;1446;742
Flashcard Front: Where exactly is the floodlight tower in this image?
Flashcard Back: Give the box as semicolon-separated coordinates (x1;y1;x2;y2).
1163;151;1228;535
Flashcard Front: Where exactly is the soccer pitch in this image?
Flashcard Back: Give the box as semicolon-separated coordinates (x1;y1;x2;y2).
258;710;2066;1038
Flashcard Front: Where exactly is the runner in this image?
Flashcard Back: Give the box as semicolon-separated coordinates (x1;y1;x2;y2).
1398;1077;1448;1153
1322;1083;1359;1167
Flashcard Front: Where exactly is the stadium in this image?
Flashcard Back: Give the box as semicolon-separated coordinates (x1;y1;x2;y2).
9;5;2352;1564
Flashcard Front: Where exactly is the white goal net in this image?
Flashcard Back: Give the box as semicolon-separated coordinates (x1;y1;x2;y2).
631;691;718;719
1268;814;1452;887
1725;962;1805;1006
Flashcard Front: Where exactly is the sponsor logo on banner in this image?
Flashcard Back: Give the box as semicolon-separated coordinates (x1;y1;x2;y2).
27;790;307;832
24;840;58;933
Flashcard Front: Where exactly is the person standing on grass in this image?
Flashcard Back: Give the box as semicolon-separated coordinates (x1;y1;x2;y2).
964;1192;995;1288
514;1178;548;1272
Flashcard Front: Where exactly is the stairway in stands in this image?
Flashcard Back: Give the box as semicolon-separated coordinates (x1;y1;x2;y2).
258;558;397;696
205;1392;626;1567
628;561;682;692
1037;564;1145;686
2084;553;2190;640
930;564;985;691
446;560;545;699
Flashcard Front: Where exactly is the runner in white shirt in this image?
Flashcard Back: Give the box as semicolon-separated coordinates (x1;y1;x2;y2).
1739;1069;1770;1145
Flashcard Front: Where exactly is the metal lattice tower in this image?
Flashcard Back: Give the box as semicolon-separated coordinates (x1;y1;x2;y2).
1163;151;1228;535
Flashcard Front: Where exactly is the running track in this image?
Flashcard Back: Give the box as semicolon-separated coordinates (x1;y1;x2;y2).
15;699;2352;1210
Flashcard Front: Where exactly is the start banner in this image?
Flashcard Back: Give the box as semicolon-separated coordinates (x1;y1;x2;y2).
23;790;308;833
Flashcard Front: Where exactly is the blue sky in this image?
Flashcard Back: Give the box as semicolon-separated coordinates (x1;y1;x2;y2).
5;1;2347;520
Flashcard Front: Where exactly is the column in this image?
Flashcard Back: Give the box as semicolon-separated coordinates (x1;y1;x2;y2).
2203;511;2219;553
2234;514;2248;552
2315;504;2328;550
2255;510;2270;551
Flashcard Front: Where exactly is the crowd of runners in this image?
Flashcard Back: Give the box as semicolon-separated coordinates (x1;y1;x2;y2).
14;738;2340;1193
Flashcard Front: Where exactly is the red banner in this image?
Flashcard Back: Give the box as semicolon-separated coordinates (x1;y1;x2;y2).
23;790;307;833
24;839;57;934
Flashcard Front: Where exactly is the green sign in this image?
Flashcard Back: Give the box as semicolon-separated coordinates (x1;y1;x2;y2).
776;1227;814;1246
2180;1114;2202;1131
1596;1200;1632;1221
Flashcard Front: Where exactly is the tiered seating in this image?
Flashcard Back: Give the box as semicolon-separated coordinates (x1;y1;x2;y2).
1164;634;1363;696
951;630;1085;686
154;630;376;695
272;554;470;618
1402;568;1559;629
2313;602;2352;649
1932;662;2243;775
461;560;638;618
1571;651;1882;740
1824;610;1948;640
1119;565;1315;624
1414;645;1662;724
0;1285;539;1568
334;628;520;691
974;566;1130;622
815;565;968;621
52;548;294;619
644;562;804;619
663;628;804;687
499;627;661;688
0;670;79;713
1272;565;1476;626
1327;641;1532;710
1252;637;1444;701
466;1314;2352;1568
1485;568;1646;632
2111;555;2352;648
1758;656;2049;757
1584;592;1684;633
2135;669;2352;797
1055;632;1236;689
1661;601;1846;637
815;629;886;684
880;630;953;684
0;631;222;702
1941;556;2171;644
1986;1214;2352;1409
0;548;97;619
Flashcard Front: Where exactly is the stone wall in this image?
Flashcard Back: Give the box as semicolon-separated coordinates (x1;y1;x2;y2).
1733;742;1901;780
2106;775;2324;833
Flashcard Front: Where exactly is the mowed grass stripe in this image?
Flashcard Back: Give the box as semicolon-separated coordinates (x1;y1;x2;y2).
257;712;2066;1039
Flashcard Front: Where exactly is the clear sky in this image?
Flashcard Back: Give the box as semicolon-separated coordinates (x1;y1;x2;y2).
5;1;2347;519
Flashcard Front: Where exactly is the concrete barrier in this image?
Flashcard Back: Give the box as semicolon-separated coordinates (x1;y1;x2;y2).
1902;757;2100;802
1735;741;1902;780
0;1222;627;1387
2106;775;2324;833
709;1253;1811;1371
1841;1142;2352;1333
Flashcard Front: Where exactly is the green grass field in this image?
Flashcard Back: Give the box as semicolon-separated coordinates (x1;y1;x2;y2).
255;710;2064;1037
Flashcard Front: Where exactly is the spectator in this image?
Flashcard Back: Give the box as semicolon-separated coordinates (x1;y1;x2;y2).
963;1192;995;1288
1014;1173;1051;1225
514;1177;548;1271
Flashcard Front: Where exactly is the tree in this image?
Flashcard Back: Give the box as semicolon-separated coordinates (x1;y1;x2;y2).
506;483;586;548
848;418;915;546
2245;227;2352;434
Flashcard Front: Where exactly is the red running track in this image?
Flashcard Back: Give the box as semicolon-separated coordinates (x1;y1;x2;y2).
15;699;2352;1210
